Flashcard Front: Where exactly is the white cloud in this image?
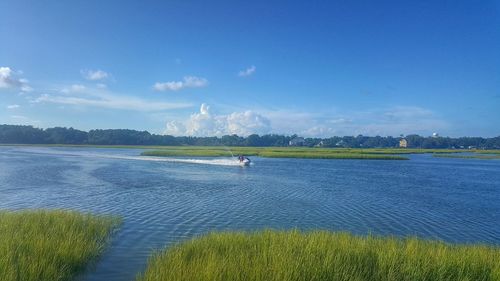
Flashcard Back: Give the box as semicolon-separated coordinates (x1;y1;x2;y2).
164;103;271;136
0;67;32;92
61;84;86;94
7;104;20;109
81;69;109;81
238;65;256;77
153;76;208;91
0;67;15;88
34;85;192;112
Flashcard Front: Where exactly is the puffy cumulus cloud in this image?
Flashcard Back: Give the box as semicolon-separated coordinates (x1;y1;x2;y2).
238;65;256;77
0;67;15;88
200;103;210;115
81;69;109;81
0;67;33;92
153;76;208;91
164;103;271;136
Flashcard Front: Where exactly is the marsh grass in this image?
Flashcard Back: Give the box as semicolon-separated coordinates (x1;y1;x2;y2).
140;147;417;160
433;153;500;160
256;151;407;160
0;210;121;281
137;230;500;281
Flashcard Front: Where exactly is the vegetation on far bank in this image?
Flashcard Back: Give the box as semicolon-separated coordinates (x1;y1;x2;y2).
138;230;500;281
0;210;120;281
2;124;500;149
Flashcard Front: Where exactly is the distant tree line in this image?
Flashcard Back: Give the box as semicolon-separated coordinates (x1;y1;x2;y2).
1;124;499;149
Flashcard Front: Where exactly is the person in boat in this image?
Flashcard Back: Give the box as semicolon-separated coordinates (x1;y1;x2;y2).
238;155;244;162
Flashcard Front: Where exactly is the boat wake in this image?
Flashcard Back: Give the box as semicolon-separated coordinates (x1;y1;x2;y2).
105;155;249;166
9;147;250;167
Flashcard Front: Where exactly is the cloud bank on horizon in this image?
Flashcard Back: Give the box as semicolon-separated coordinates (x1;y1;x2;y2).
163;103;448;137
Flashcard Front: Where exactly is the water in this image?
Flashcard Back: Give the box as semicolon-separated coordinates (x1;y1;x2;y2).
0;146;499;281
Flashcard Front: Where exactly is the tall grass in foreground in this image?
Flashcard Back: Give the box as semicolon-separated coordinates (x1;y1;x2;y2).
138;230;500;281
0;210;121;281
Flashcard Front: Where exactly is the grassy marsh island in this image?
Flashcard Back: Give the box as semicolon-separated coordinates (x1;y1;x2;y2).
0;210;120;281
138;230;500;281
433;153;500;160
140;147;414;160
141;147;500;160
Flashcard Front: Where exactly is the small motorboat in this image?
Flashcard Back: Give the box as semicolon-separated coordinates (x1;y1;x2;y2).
240;157;251;166
237;155;251;166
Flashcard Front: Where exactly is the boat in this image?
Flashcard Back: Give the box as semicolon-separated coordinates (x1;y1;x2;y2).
238;156;251;166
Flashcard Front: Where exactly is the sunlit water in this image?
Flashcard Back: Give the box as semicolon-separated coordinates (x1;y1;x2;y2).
0;146;499;281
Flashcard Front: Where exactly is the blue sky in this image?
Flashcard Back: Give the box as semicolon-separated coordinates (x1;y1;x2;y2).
1;0;499;137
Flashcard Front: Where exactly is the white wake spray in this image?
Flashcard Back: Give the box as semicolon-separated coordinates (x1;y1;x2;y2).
11;147;249;167
103;154;247;166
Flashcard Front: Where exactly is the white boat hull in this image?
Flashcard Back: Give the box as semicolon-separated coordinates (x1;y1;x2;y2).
239;159;251;166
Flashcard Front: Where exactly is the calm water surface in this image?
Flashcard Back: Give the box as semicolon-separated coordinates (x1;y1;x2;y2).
0;146;499;281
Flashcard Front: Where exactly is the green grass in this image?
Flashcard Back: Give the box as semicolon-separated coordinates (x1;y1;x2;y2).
469;149;500;154
140;147;412;160
137;230;500;281
0;210;121;281
256;151;408;160
433;153;500;160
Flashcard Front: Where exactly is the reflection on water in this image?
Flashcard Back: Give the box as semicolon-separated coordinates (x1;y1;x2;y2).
0;146;499;281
